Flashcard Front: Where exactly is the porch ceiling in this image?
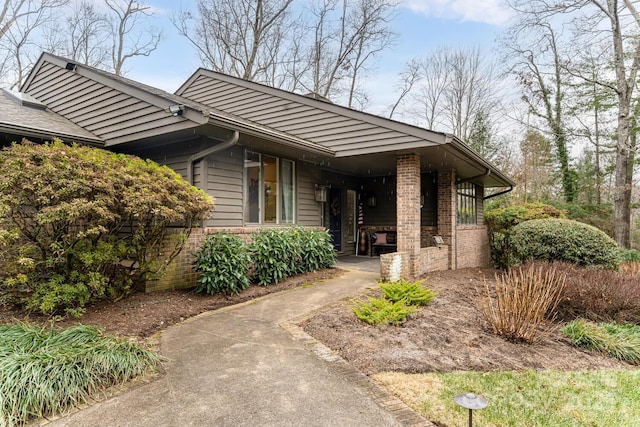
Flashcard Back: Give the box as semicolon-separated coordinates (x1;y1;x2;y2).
324;144;513;188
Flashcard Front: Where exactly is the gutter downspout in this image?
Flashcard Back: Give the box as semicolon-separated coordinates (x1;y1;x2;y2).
187;130;240;185
483;186;514;200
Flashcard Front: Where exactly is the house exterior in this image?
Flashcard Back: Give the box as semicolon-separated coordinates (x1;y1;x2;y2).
1;52;514;291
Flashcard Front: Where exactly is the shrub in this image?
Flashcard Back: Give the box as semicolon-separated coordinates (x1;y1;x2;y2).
193;233;251;295
510;219;620;270
351;296;416;325
551;262;640;324
484;203;565;269
557;203;614;238
249;227;336;285
0;323;159;426
0;140;214;316
481;262;565;343
562;319;640;364
380;280;437;306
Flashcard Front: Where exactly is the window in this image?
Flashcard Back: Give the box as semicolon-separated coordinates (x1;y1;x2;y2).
457;182;477;225
244;151;295;224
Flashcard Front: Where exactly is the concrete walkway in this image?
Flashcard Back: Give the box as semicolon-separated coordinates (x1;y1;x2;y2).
44;269;431;427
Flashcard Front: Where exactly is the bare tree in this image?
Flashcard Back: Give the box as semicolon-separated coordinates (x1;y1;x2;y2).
174;0;294;82
506;0;640;246
411;47;449;129
388;58;421;119
66;1;110;67
105;0;161;76
0;0;67;86
501;18;576;202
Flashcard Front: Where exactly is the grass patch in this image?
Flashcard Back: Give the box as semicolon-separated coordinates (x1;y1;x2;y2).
0;323;160;426
373;369;640;426
562;319;640;364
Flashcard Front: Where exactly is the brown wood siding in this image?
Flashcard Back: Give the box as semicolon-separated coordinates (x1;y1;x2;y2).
179;74;432;155
24;60;198;144
297;162;321;226
206;147;244;227
363;176;396;226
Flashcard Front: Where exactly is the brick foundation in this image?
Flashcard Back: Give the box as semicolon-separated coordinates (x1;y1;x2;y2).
456;226;490;268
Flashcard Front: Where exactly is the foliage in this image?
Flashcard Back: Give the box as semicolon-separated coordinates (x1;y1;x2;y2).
550;262;640;324
193;233;251;295
511;219;621;269
373;369;640;427
0;323;160;426
351;296;416;325
0;141;214;316
481;262;566;343
351;280;436;325
554;202;614;238
620;249;640;263
562;319;640;364
380;280;437;306
484;202;565;269
249;227;335;286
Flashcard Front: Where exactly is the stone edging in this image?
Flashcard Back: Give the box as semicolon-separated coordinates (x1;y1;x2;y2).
280;315;436;427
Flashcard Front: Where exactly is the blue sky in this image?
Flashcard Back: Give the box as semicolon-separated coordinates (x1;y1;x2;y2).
127;0;512;114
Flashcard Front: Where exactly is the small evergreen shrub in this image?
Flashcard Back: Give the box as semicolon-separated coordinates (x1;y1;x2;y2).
510;219;620;270
193;233;251;295
481;262;565;343
562;319;640;364
551;262;640;324
484;203;565;269
297;228;337;273
351;296;416;325
380;280;437;306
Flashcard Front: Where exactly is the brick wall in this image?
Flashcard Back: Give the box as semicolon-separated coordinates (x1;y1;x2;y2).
456;226;490;268
146;228;205;292
437;170;456;269
145;225;325;292
420;226;438;247
380;251;410;282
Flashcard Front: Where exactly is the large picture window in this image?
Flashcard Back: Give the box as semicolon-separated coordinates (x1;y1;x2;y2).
244;151;295;224
457;182;477;225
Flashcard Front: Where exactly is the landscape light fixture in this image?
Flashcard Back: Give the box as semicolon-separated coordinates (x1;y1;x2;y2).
168;104;185;116
65;62;77;71
454;393;487;427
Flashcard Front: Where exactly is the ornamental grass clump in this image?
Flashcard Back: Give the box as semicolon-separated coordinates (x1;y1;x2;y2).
481;262;565;343
0;323;160;426
562;319;640;364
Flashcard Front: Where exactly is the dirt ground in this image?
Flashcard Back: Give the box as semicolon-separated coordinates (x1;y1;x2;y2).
0;268;340;338
2;267;634;374
302;268;636;374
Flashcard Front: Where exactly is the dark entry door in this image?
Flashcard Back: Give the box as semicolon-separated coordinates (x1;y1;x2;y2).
328;188;342;251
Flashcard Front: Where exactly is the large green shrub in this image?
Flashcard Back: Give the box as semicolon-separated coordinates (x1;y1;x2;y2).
193;233;251;295
0;140;214;316
249;227;336;285
484;203;565;269
510;219;620;269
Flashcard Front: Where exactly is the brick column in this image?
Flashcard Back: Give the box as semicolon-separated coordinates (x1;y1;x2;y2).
397;153;421;277
437;170;456;270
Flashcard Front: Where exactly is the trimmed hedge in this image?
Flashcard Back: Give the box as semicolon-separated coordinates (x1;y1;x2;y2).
510;219;620;269
193;233;251;295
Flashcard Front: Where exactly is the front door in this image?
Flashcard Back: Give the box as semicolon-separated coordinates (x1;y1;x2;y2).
328;187;342;251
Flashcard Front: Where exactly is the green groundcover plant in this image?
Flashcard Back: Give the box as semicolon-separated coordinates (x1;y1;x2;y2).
0;140;214;316
562;319;640;364
0;323;160;426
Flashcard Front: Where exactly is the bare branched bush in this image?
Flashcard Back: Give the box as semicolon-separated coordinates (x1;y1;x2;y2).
481;263;566;343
